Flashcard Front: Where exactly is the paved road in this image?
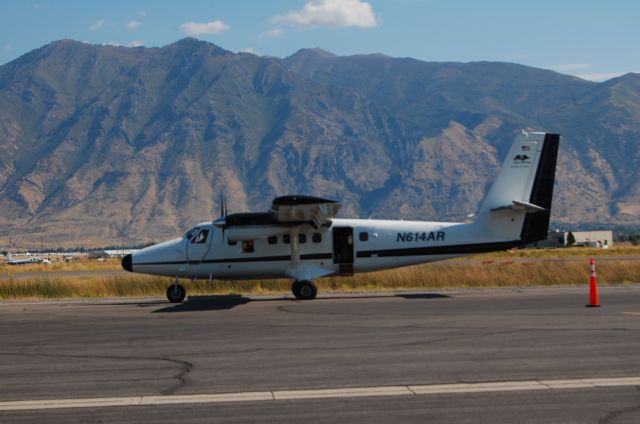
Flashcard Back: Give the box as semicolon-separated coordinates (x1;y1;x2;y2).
1;287;640;423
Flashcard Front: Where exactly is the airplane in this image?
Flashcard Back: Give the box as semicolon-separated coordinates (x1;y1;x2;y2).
6;254;47;265
122;131;560;303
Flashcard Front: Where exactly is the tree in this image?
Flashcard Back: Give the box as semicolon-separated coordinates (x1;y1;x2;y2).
566;231;576;247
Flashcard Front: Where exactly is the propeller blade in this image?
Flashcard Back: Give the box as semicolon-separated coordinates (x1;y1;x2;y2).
216;192;228;244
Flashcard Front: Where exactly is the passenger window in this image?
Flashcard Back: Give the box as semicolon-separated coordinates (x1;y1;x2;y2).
312;233;322;243
192;229;209;244
268;236;277;245
298;234;307;243
242;240;255;253
283;234;290;244
359;232;368;242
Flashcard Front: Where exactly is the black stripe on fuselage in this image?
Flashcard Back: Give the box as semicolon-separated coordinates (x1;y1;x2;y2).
134;252;332;267
133;240;521;267
356;240;521;258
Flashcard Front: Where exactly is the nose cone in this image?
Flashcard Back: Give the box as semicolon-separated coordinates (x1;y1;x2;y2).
121;254;133;272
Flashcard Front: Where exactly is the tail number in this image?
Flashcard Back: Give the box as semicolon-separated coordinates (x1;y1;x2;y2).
397;231;445;242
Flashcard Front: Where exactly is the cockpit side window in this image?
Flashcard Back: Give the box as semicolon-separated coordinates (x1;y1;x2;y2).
191;229;209;244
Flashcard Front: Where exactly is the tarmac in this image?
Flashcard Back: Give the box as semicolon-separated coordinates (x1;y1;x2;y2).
1;286;640;423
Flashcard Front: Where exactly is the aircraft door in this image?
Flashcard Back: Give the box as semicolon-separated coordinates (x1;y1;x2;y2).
186;228;212;263
332;227;354;275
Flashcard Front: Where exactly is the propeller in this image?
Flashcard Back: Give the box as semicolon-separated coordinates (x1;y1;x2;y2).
213;193;228;244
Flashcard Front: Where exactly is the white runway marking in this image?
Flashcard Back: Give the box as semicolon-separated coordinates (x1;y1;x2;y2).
1;376;639;411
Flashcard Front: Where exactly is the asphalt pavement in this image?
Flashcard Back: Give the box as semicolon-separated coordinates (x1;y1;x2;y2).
1;286;640;423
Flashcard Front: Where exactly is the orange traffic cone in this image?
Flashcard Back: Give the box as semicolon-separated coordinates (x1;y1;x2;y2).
585;258;601;307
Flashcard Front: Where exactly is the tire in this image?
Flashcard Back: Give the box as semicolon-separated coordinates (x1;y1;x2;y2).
291;280;301;299
166;283;186;303
293;280;317;300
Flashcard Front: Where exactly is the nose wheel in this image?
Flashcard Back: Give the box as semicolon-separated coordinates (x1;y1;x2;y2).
292;280;317;300
166;282;186;303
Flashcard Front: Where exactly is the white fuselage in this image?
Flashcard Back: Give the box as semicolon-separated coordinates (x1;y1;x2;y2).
7;257;43;265
130;217;513;281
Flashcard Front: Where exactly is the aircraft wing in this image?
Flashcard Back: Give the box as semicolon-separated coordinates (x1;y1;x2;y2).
217;195;340;242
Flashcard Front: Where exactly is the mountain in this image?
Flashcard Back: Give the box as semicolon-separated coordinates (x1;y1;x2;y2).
0;39;406;246
0;39;639;246
283;48;640;225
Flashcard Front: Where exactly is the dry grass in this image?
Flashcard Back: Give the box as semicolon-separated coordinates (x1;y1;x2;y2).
0;258;121;273
472;245;640;259
334;260;640;290
3;246;639;274
1;259;638;300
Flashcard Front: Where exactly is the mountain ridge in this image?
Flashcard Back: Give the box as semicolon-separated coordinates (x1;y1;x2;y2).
1;39;639;247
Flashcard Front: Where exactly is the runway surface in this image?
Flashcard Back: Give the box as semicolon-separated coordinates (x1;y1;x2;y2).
1;286;640;423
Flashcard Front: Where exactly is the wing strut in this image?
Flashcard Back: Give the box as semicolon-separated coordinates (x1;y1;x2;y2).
290;228;300;268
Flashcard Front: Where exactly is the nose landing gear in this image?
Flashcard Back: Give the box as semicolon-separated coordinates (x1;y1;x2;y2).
292;280;317;300
166;280;186;303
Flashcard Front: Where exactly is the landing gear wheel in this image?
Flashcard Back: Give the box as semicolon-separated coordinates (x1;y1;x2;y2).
291;280;301;299
292;280;317;300
166;283;186;303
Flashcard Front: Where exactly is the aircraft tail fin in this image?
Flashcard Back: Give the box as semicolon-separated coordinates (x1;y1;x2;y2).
474;132;560;245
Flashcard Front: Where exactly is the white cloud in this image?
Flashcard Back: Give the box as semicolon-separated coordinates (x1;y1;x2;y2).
179;20;230;36
575;71;628;82
272;0;379;28
89;19;106;31
263;28;284;38
240;47;260;55
126;20;142;30
129;40;144;47
548;63;592;72
544;63;631;81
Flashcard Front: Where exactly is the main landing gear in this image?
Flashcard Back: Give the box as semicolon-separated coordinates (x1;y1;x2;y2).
292;280;317;300
166;280;186;303
166;279;315;302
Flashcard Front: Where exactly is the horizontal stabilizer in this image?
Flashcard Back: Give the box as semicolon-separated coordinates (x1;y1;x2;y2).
490;200;547;213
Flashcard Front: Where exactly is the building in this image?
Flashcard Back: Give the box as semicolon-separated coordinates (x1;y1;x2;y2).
545;230;613;248
100;249;138;258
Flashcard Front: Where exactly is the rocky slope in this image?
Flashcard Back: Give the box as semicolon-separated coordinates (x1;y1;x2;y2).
0;39;639;246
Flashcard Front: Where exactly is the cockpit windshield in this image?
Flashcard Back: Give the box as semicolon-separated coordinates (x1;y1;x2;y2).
185;228;199;240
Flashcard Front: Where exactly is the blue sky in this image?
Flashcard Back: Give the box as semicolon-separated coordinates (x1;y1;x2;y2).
1;0;638;81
